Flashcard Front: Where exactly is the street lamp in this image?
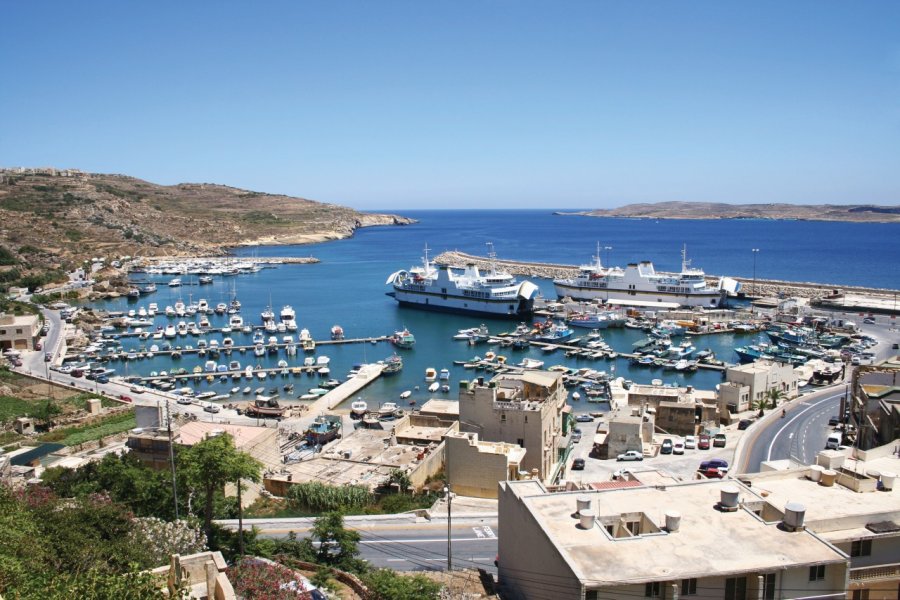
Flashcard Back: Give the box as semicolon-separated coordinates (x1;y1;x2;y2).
751;249;760;298
444;485;453;571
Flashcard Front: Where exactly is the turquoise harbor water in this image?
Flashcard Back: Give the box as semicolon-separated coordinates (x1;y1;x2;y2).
86;211;899;408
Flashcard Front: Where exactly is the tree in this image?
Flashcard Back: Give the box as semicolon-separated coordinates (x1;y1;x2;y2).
752;396;773;417
304;511;365;573
178;433;262;542
386;468;412;493
766;387;787;408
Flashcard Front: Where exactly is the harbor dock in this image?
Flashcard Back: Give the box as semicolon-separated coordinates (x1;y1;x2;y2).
310;363;385;413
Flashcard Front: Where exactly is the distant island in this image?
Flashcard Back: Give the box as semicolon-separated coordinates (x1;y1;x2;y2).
0;167;414;283
556;201;900;223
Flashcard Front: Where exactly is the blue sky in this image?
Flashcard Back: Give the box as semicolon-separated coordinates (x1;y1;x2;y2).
1;1;898;209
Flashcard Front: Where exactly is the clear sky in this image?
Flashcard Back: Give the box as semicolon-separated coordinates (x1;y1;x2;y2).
1;1;898;210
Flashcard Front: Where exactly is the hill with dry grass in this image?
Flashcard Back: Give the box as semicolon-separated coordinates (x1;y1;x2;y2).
0;169;412;286
559;201;900;222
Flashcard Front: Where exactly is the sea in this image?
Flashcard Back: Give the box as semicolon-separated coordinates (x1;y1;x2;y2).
88;211;899;411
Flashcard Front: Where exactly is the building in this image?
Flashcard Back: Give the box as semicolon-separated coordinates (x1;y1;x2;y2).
148;551;235;599
625;383;720;436
721;360;799;414
458;371;572;484
445;431;527;498
744;442;900;600
498;478;849;600
127;421;281;470
0;313;41;350
850;357;900;451
593;412;649;460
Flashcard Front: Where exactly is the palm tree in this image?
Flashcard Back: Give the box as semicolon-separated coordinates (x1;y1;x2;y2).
766;387;787;408
752;397;773;417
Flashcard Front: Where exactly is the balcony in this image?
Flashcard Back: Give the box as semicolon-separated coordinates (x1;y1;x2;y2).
849;562;900;584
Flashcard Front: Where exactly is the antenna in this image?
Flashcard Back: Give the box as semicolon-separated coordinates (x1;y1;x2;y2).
681;244;691;272
486;242;497;273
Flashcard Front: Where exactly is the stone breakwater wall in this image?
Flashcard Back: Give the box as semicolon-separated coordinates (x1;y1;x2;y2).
434;251;900;301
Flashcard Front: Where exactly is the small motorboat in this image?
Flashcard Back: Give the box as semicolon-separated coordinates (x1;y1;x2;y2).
400;390;412;400
379;402;398;417
351;399;368;416
428;382;439;393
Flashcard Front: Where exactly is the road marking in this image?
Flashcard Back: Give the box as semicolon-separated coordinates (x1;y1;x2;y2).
766;393;843;462
474;528;485;538
481;526;496;538
360;537;494;544
788;433;794;440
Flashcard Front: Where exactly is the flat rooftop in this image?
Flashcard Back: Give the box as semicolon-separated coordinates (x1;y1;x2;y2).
418;399;459;417
744;467;900;541
506;478;846;585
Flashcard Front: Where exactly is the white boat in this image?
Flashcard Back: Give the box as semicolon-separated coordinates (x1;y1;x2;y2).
572;392;581;401
280;305;297;331
425;367;437;382
331;324;344;340
164;325;176;338
254;343;265;357
386;243;538;318
168;278;182;287
197;299;209;313
379;402;399;416
351;399;368;416
243;386;252;394
553;243;736;308
304;356;315;367
148;303;158;316
318;367;330;376
399;390;412;400
428;382;440;393
518;358;545;370
284;335;297;356
229;314;243;328
316;356;330;366
439;368;450;380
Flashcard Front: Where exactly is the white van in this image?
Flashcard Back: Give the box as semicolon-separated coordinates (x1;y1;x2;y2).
825;432;842;450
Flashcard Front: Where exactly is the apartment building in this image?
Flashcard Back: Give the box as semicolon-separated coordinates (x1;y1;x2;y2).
720;360;799;414
850;358;900;451
0;313;40;350
498;478;849;600
458;371;571;483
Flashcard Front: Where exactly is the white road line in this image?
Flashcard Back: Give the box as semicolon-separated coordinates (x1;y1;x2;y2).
360;537;493;544
766;393;842;462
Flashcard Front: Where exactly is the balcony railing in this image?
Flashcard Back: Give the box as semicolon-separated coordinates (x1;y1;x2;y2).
849;562;900;582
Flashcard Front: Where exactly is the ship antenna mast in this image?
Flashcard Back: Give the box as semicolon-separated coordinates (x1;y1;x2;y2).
486;242;497;273
681;244;691;272
595;241;602;269
422;244;430;272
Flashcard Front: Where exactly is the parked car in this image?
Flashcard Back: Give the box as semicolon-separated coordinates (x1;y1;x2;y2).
35;341;43;351
828;415;840;426
129;385;145;394
700;458;729;471
44;352;53;362
118;395;132;403
684;435;697;449
176;397;193;405
673;440;685;455
95;375;109;384
702;467;725;479
713;433;727;448
572;458;586;470
660;438;674;454
737;419;754;430
617;450;644;462
698;434;710;450
203;404;221;414
863;317;875;324
572;428;582;443
575;414;594;423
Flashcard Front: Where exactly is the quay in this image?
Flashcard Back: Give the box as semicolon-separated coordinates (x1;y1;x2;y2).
308;363;385;414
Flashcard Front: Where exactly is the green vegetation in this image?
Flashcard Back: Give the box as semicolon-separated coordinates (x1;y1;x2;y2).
0;396;34;423
39;410;137;446
64;229;84;241
0;245;16;265
362;569;443;600
0;485;194;599
286;481;373;512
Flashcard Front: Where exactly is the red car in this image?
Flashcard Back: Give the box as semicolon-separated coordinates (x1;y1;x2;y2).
698;434;711;450
702;467;725;479
118;395;133;403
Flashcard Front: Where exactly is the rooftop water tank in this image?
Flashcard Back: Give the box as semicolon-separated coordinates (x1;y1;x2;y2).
665;511;681;532
783;502;806;531
576;495;591;515
809;465;825;482
720;485;740;511
880;471;896;491
579;509;596;530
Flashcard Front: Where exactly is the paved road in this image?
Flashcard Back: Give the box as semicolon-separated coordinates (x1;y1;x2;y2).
222;516;499;573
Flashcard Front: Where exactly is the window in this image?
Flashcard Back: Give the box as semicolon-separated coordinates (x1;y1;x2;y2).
725;577;746;600
851;590;869;600
517;438;524;448
850;539;872;557
809;565;825;581
585;592;598;600
681;578;697;595
762;573;776;600
644;581;661;597
500;413;506;422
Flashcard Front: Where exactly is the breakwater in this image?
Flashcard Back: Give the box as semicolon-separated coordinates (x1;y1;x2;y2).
434;251;900;303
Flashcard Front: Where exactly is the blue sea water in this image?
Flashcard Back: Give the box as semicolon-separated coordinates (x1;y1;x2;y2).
89;211;898;409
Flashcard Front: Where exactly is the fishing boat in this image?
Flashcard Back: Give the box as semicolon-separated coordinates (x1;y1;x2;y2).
535;322;574;343
553;243;736;307
245;396;286;419
386;243;538;318
566;310;627;329
305;416;341;445
382;354;403;375
391;328;416;349
424;367;437;381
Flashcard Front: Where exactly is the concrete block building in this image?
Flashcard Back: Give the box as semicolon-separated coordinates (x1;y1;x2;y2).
721;360;799;414
0;313;40;350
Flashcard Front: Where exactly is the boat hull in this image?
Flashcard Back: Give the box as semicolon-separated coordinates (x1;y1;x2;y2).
391;291;533;318
553;281;724;307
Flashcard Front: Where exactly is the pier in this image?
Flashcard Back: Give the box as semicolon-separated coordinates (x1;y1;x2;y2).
308;363;385;414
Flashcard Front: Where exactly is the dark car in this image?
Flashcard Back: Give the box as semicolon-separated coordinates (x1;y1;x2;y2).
738;419;753;430
572;458;586;470
575;414;594;423
95;375;109;384
660;438;674;454
828;415;840;426
700;458;729;471
698;434;711;450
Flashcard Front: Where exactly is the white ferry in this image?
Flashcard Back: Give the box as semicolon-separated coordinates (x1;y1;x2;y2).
553;244;739;308
386;244;538;318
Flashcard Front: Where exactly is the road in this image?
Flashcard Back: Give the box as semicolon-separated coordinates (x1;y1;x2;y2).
220;516;499;573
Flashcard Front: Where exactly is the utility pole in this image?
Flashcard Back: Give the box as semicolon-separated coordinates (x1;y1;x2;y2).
444;485;453;571
751;248;760;298
165;399;180;519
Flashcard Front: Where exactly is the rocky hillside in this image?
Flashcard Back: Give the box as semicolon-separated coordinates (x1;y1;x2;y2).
0;169;413;279
559;201;900;222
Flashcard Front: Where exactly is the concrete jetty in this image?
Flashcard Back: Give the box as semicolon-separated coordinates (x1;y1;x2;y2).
307;363;385;414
